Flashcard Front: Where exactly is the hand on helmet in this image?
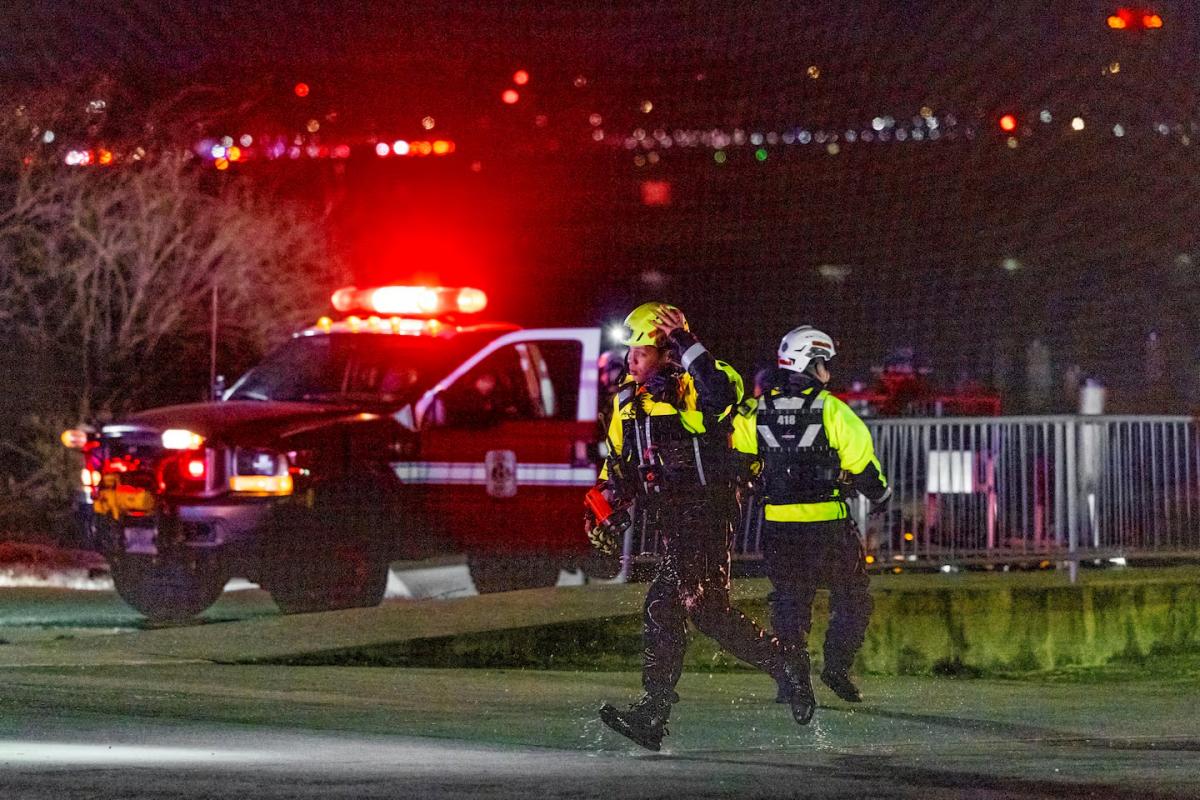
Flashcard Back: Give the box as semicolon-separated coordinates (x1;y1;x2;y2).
651;305;687;342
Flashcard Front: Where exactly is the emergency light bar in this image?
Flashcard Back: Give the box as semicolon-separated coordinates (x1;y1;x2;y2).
331;285;488;317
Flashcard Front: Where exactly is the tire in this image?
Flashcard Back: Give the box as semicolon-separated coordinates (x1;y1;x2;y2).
109;552;227;623
468;554;560;593
268;538;390;614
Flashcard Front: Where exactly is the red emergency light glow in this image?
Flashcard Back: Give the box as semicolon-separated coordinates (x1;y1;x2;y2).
186;457;206;479
1108;8;1163;29
502;89;520;104
331;285;489;317
999;114;1017;132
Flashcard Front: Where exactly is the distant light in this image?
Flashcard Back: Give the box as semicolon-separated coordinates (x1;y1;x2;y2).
1107;14;1127;29
1002;257;1021;272
919;105;933;118
512;69;529;85
640;180;671;206
392;140;409;155
1071;116;1085;131
1110;557;1128;567
432;139;453;155
999;114;1017;132
1113;124;1125;137
226;146;241;162
1143;13;1162;28
826;142;840;155
633;155;646;167
421;116;435;130
713;150;726;164
215;157;229;170
592;129;605;141
573;75;587;88
374;142;390;157
872;117;885;131
502;89;520;104
97;149;113;165
239;134;253;147
294;82;310;97
211;144;226;159
589;113;602;126
41;130;54;144
332;144;350;158
865;555;875;564
806;65;820;79
306;119;320;133
1006;137;1019;149
640;100;653;113
1039;109;1052;123
1107;61;1121;74
903;532;914;542
755;147;768;161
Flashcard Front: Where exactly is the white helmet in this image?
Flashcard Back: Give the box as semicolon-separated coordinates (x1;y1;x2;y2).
777;326;836;374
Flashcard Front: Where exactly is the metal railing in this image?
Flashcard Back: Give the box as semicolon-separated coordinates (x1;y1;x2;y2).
642;415;1200;566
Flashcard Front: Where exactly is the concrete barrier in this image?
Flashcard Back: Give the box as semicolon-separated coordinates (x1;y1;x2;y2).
271;567;1200;676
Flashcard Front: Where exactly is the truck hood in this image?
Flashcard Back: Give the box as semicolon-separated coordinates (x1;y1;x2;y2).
112;401;368;445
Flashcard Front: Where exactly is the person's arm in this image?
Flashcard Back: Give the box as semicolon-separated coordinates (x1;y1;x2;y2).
825;395;890;503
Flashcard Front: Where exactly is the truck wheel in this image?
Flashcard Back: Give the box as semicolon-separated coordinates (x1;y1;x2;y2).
109;552;227;623
468;555;560;593
268;538;389;614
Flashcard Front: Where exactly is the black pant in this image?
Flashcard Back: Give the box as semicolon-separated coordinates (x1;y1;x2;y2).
641;491;785;697
762;518;872;675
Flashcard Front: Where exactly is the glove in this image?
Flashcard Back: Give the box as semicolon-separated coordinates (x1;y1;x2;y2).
588;522;620;556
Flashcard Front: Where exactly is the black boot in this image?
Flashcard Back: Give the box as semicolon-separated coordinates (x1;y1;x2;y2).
599;691;676;751
774;649;817;725
820;668;863;703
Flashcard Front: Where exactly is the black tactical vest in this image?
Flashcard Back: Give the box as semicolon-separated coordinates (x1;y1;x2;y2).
615;385;732;494
755;390;842;504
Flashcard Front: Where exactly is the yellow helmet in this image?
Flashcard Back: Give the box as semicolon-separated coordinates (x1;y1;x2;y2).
619;302;688;347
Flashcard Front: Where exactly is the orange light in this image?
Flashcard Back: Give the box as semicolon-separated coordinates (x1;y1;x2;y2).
227;146;241;162
1144;13;1162;28
432;139;451;155
999;114;1017;132
215;157;229;171
502;89;519;105
904;532;915;542
294;82;310;97
186;457;206;480
865;554;876;565
97;149;114;165
512;69;529;85
456;287;488;314
1107;14;1127;28
61;429;89;449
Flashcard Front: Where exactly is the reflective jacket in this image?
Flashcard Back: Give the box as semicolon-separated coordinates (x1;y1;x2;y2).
599;331;743;494
733;385;889;522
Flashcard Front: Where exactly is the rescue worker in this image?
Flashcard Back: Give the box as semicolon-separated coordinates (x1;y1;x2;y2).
588;302;815;752
733;326;890;708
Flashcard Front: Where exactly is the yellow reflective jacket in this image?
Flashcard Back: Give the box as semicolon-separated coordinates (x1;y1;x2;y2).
732;386;887;522
599;362;743;481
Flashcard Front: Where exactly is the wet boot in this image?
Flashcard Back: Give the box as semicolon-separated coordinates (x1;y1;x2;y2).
820;668;863;703
774;648;817;725
599;691;676;751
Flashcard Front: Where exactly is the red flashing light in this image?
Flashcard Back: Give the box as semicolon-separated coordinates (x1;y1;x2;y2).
186;457;206;480
513;69;529;86
331;285;489;317
294;82;310;97
999;114;1017;132
502;89;520;105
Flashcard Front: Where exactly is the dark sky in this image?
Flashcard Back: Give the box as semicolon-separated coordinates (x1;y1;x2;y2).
7;1;1200;409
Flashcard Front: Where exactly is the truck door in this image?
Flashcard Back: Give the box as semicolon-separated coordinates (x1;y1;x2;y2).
403;328;601;559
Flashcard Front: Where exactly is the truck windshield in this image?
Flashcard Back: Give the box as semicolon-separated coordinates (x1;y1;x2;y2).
225;333;476;404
